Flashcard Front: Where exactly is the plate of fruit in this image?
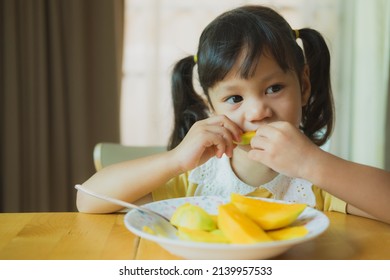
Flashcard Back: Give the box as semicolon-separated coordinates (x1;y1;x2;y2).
124;193;329;259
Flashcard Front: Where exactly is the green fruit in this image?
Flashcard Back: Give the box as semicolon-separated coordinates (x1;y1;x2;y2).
170;203;217;231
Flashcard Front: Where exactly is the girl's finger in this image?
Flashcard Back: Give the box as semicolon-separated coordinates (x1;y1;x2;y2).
204;115;243;142
201;130;228;158
204;125;235;157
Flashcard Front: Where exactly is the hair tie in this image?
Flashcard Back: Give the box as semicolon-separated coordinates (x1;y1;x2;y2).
193;54;198;63
293;29;300;39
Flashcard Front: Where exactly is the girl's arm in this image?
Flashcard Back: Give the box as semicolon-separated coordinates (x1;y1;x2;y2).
76;150;182;213
76;115;242;213
248;121;390;224
304;149;390;223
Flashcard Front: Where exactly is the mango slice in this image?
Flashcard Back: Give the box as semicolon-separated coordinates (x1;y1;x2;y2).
142;225;169;237
210;214;218;224
177;227;229;243
267;226;308;241
233;131;256;145
218;203;272;244
170;203;217;231
231;193;306;230
144;196;308;244
142;225;155;235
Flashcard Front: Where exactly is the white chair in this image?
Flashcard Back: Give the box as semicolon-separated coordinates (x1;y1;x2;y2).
93;142;166;171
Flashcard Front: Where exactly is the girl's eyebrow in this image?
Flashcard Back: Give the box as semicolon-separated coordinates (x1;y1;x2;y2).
212;84;243;98
219;84;241;92
258;69;286;82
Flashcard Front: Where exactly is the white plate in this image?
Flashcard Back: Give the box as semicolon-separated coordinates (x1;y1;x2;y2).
124;196;329;260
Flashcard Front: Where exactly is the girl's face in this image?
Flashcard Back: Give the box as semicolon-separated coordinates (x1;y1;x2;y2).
208;53;310;134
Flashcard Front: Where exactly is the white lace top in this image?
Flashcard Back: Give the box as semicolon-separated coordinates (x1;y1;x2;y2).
189;154;316;207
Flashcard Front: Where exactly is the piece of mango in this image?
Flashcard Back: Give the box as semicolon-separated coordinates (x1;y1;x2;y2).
210;214;218;224
231;193;306;230
177;227;230;243
143;225;156;235
170;203;217;231
233;131;256;145
218;203;272;244
142;225;169;237
267;226;308;241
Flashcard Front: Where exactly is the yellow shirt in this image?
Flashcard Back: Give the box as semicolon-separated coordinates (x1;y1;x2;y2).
152;171;347;213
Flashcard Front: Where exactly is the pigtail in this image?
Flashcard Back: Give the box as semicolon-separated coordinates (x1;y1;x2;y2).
168;56;209;150
298;28;334;146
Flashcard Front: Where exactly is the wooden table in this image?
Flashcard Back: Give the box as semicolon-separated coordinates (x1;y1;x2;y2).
0;211;389;260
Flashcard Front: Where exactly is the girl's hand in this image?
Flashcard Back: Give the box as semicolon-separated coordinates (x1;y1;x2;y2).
172;115;242;172
248;121;319;179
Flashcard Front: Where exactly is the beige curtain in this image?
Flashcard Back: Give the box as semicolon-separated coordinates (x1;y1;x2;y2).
330;0;390;169
386;69;390;171
0;0;124;212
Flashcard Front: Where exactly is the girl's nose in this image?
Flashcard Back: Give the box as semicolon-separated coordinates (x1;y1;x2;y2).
245;99;272;122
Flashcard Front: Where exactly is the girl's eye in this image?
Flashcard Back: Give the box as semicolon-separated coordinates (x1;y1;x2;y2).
225;95;243;104
266;84;283;95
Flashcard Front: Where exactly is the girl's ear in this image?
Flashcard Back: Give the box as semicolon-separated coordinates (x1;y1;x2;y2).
301;64;311;106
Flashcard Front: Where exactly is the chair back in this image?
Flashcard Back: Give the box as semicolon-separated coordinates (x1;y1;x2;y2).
93;143;166;171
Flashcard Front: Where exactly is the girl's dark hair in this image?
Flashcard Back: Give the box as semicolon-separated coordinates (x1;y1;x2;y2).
168;5;334;149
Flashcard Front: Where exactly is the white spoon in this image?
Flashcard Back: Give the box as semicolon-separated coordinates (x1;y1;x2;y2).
75;184;178;238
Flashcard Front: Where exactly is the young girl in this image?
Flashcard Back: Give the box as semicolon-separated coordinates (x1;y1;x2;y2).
77;5;390;224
